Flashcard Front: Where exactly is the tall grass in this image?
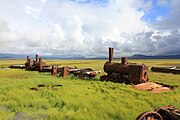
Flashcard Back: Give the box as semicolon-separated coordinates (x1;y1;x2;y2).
0;59;179;119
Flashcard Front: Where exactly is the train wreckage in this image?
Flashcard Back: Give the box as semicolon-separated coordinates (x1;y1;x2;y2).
100;47;149;85
10;54;101;79
10;47;179;85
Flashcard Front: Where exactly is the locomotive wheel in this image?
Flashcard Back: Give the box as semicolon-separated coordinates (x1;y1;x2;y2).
124;80;131;85
123;77;131;85
136;111;163;120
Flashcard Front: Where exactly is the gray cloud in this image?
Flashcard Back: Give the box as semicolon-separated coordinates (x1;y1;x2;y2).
156;0;180;30
154;29;180;55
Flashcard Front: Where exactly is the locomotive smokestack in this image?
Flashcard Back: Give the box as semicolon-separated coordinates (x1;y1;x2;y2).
27;56;29;61
36;54;38;62
39;58;42;62
121;57;128;65
109;47;114;63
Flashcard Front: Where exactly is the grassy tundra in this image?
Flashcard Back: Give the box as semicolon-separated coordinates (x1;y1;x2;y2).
0;59;180;120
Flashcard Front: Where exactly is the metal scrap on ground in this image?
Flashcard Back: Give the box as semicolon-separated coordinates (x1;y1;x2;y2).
151;66;180;74
136;106;180;120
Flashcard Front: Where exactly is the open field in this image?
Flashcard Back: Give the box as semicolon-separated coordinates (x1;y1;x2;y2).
0;59;180;120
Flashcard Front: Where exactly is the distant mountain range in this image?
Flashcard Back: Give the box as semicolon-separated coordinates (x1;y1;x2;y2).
0;53;85;59
0;53;26;58
129;54;180;59
0;53;180;59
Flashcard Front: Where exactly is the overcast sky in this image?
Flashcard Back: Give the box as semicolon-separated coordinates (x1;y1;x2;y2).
0;0;179;57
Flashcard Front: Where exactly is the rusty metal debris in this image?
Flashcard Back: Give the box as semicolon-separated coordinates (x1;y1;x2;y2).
100;47;148;85
9;54;100;79
61;66;70;78
10;65;26;69
51;66;58;76
151;66;180;74
69;68;100;78
136;106;180;120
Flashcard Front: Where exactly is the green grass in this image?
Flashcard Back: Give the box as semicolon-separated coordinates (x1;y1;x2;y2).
0;59;180;120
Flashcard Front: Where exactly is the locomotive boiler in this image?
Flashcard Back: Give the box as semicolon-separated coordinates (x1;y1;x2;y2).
100;48;148;85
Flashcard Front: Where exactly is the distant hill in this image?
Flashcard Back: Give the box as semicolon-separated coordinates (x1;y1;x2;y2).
0;53;85;59
130;54;180;59
0;53;180;59
0;53;26;58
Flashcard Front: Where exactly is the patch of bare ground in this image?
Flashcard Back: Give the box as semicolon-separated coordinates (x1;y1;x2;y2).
133;82;174;92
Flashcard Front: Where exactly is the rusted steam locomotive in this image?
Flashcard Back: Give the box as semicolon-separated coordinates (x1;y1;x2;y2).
23;54;100;78
25;54;46;72
100;48;148;85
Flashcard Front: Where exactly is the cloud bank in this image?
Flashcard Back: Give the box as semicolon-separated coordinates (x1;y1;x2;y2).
0;0;179;57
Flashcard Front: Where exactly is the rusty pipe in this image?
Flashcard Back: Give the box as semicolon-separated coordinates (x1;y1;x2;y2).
36;54;38;62
27;56;29;61
109;47;114;63
39;58;42;62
